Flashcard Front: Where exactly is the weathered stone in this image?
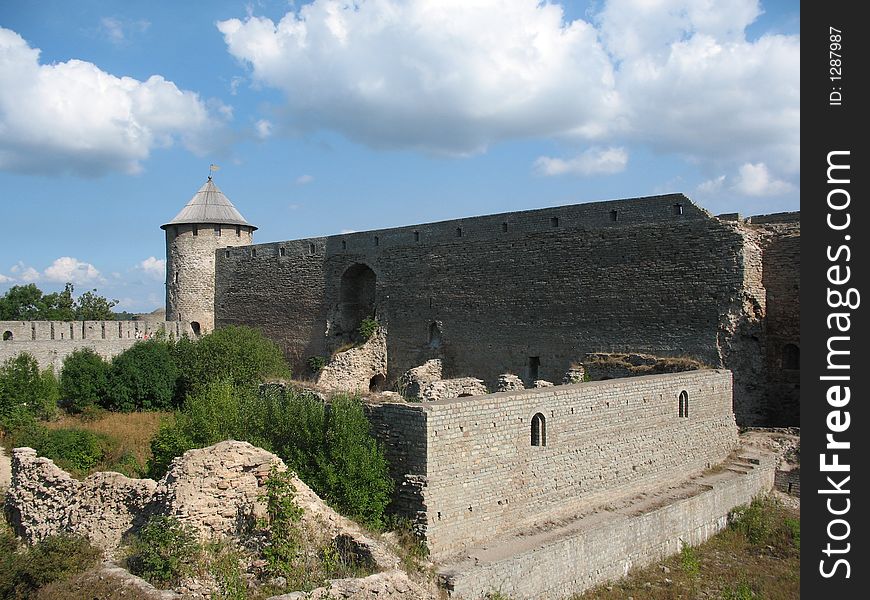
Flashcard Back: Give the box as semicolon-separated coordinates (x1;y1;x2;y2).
532;379;554;388
494;373;524;392
419;377;487;402
399;359;443;399
561;365;585;385
316;329;388;394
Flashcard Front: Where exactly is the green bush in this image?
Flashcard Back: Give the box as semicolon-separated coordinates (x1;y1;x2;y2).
0;528;101;599
126;516;201;586
307;355;327;373
147;385;393;529
7;424;113;476
0;353;58;431
357;316;378;341
60;348;109;413
106;340;178;412
179;326;290;398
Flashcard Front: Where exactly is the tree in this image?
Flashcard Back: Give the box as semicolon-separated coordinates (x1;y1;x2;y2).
106;340;178;412
0;353;59;430
60;348;110;413
0;283;117;321
74;289;118;321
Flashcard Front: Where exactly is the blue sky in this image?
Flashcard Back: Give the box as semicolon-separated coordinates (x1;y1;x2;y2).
0;0;799;313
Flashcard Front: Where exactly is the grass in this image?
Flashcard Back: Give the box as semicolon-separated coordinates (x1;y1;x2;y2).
573;495;799;600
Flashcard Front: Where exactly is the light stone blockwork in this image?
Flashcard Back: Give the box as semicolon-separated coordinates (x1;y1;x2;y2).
0;320;194;372
367;370;738;560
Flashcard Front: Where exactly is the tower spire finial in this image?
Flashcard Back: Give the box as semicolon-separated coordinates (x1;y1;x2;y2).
208;163;220;180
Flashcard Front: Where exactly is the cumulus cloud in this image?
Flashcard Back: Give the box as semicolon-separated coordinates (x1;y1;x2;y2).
43;257;103;284
295;174;314;185
0;27;230;176
218;0;798;186
535;147;628;176
696;163;793;198
139;256;165;279
9;262;41;282
0;273;12;283
218;0;619;155
255;119;273;139
732;162;795;196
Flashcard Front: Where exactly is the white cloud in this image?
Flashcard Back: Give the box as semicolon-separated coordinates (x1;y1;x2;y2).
43;257;102;284
9;262;40;282
0;27;230;176
295;174;313;185
732;162;795;196
255;119;273;139
535;147;628;176
696;163;794;198
218;0;798;185
100;17;150;45
139;256;165;279
0;273;12;283
218;0;619;155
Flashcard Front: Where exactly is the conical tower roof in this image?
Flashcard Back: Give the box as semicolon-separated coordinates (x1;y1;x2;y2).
161;177;257;230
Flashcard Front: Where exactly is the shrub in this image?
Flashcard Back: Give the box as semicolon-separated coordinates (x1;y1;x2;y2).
126;516;201;586
7;424;113;476
0;353;58;430
0;530;101;599
357;316;378;342
60;348;109;413
182;326;291;396
106;340;178;412
258;468;305;580
307;355;327;373
147;419;195;479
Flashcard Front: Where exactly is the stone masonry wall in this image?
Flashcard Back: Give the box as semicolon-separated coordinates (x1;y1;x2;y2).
419;370;738;560
442;446;776;599
214;194;778;424
0;320;194;372
165;223;254;333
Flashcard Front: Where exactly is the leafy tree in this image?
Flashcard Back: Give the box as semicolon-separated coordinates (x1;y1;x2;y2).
0;283;117;321
74;289;118;320
106;340;178;412
0;353;58;430
60;348;110;413
177;325;290;399
126;516;201;586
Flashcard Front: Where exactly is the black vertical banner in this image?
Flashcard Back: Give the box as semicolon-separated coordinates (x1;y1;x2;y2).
802;2;868;597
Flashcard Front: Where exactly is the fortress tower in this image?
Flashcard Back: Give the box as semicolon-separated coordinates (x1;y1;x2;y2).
162;177;256;334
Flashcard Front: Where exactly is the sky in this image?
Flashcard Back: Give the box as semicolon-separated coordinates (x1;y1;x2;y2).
0;0;800;313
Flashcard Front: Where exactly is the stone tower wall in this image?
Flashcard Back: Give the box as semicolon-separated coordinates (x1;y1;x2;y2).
165;223;254;333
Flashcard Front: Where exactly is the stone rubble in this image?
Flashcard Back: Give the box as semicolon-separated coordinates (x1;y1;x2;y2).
494;373;525;392
316;329;388;394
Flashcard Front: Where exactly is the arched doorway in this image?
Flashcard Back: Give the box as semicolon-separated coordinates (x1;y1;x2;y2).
338;263;376;336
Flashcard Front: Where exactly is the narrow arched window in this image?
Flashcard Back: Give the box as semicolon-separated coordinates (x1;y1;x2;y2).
531;412;546;446
782;343;800;370
2;331;12;341
678;391;689;418
428;321;442;348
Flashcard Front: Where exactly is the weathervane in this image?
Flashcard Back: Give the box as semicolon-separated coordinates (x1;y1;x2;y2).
208;163;220;180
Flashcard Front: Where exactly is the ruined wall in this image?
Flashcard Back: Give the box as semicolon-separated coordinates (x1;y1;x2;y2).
419;370;738;560
165;223;254;333
441;447;776;599
215;194;776;424
751;216;800;425
0;320;194;372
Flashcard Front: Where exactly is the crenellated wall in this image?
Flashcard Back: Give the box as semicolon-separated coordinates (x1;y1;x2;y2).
0;320;195;372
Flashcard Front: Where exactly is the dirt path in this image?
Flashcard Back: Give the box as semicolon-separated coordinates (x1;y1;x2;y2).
0;445;11;491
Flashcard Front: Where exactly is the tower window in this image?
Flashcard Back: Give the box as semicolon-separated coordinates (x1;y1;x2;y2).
251;248;257;257
374;236;379;247
610;210;618;222
193;225;198;236
2;331;12;341
528;356;540;382
279;247;286;257
225;250;230;258
174;272;179;284
308;243;316;255
214;225;221;236
456;227;463;238
414;231;420;242
673;203;684;216
531;413;547;446
551;217;560;227
502;222;508;232
236;225;241;237
678;391;689;418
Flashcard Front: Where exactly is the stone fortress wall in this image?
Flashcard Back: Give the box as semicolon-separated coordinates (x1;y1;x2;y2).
165;222;254;334
214;193;799;426
366;369;738;560
0;320;194;372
